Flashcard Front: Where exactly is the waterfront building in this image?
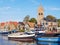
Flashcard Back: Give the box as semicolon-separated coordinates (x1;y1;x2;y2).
0;21;18;31
0;22;5;29
17;22;25;31
27;22;35;30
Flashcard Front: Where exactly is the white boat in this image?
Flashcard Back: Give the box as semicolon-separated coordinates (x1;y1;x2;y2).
0;29;17;34
25;29;45;34
25;30;35;34
0;29;10;34
8;32;35;42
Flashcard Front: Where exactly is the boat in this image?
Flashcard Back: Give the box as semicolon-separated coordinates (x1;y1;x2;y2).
8;32;35;42
36;37;60;42
35;33;60;42
0;31;10;34
25;30;35;34
0;29;10;34
25;29;45;35
0;29;17;34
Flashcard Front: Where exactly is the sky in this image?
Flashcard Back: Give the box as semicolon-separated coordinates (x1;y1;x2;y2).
0;0;60;22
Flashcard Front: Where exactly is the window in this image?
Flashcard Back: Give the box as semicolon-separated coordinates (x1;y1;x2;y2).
41;13;43;15
39;13;43;15
39;13;40;15
46;22;48;25
43;23;44;25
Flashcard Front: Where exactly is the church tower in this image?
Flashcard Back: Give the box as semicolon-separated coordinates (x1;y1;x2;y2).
37;4;44;25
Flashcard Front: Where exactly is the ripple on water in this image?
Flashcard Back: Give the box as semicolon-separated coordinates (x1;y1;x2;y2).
16;42;37;45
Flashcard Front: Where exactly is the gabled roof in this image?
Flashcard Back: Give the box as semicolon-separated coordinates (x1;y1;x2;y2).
18;22;24;25
43;18;57;22
28;22;35;28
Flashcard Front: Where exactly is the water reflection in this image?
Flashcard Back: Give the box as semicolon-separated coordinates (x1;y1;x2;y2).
17;42;37;45
36;41;60;45
0;35;60;45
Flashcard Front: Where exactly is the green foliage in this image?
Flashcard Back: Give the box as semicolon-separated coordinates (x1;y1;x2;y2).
46;15;56;21
19;29;25;32
23;15;30;23
29;18;37;24
57;19;60;27
57;19;60;22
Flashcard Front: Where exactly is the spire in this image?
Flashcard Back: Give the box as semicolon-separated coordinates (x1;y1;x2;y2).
38;1;44;12
40;0;42;7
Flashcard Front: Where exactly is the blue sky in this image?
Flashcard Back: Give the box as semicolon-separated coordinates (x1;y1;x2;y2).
0;0;60;22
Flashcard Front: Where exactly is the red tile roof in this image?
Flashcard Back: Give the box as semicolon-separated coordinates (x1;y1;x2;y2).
0;21;18;27
1;22;5;26
28;22;35;28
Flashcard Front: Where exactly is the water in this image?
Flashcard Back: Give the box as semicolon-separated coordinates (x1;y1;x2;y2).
0;35;60;45
37;41;60;45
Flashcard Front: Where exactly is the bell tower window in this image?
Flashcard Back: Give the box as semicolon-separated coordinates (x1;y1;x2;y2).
39;13;40;15
41;13;43;15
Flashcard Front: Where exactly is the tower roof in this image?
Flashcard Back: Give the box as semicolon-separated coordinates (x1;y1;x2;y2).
38;0;44;11
38;3;44;11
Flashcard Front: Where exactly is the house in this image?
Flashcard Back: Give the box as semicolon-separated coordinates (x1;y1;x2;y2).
27;22;35;30
17;22;25;30
0;22;5;29
0;21;18;31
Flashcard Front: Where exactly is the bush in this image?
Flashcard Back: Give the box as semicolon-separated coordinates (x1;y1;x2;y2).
19;29;25;32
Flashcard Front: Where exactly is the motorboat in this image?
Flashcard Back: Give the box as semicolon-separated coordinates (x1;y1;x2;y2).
0;29;17;34
8;32;35;42
0;29;10;34
35;33;60;42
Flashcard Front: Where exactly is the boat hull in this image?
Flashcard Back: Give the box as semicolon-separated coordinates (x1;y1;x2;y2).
8;36;34;42
0;31;10;34
0;30;17;34
36;37;60;42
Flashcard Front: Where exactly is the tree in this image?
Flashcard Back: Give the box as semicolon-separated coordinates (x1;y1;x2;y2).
29;18;37;24
57;19;60;22
57;19;60;27
23;15;30;23
46;15;56;21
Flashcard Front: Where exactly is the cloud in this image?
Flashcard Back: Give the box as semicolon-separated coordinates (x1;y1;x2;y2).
0;6;11;11
0;6;21;11
45;7;60;11
50;7;60;10
0;6;21;14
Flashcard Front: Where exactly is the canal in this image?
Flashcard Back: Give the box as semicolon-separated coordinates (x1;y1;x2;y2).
0;35;60;45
